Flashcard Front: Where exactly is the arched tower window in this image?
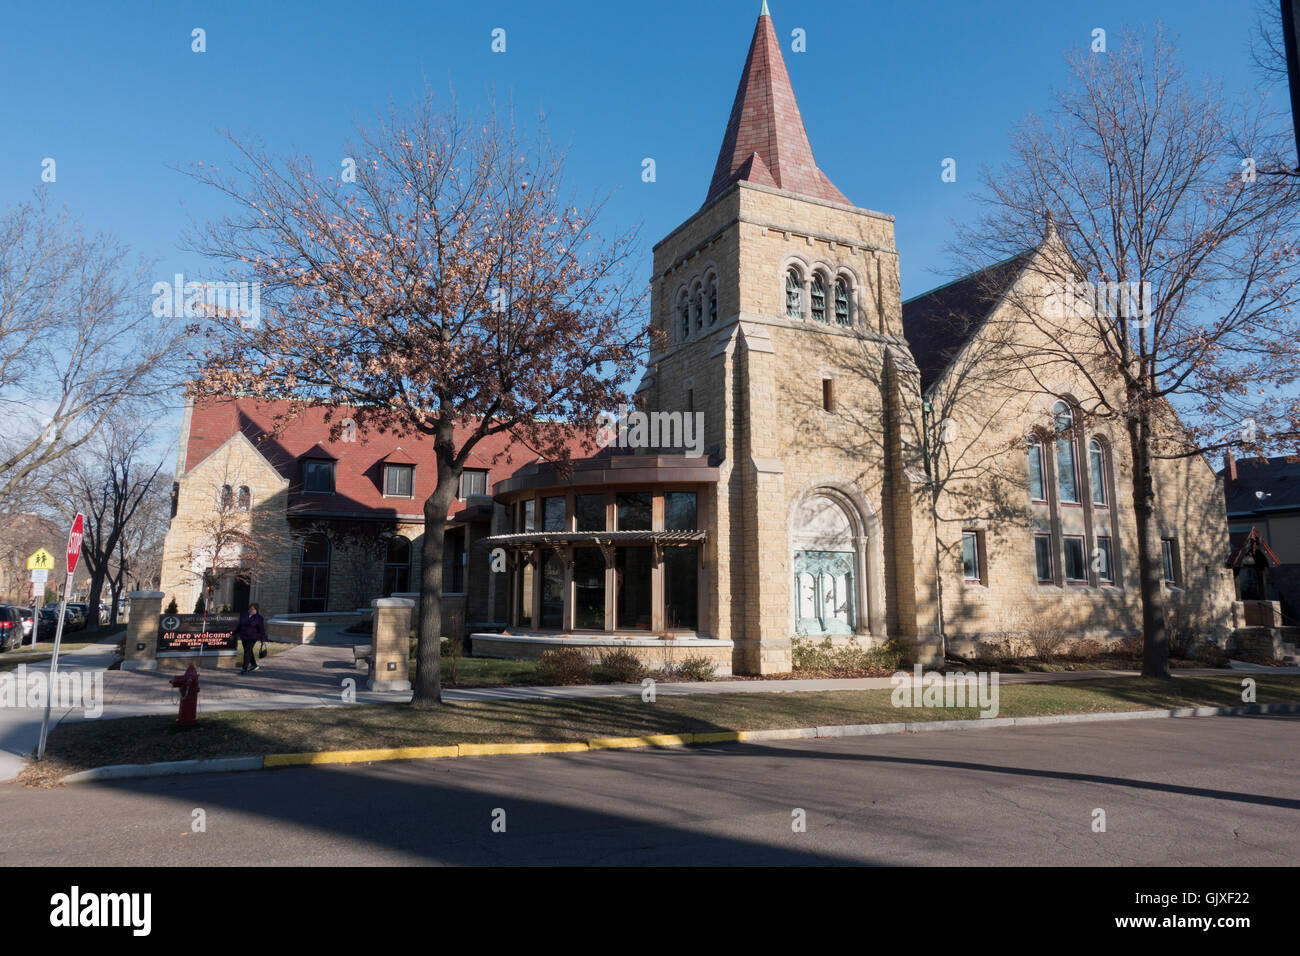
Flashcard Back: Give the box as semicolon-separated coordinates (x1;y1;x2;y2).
708;276;718;326
1053;401;1080;504
834;277;851;325
691;282;703;332
677;290;690;341
785;268;804;319
810;273;827;322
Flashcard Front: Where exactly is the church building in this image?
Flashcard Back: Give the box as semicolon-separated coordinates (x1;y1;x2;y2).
160;5;1237;674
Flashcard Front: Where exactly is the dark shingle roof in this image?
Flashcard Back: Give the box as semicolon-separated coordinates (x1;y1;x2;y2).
1221;455;1300;516
901;252;1032;393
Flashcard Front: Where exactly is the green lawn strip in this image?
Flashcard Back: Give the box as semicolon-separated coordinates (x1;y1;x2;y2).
410;656;545;688
29;674;1300;780
0;643;103;672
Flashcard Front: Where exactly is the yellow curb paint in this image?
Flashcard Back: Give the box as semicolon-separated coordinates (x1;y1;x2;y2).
458;742;589;757
693;731;745;744
264;745;458;767
588;734;694;750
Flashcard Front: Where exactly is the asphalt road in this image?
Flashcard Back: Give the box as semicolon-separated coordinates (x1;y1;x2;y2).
1;715;1296;866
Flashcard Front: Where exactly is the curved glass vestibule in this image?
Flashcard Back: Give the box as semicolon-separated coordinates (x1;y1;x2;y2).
484;456;718;637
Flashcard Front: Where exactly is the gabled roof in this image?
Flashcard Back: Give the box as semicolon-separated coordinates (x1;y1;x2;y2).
1225;526;1282;568
1221;454;1300;516
900;251;1034;392
704;6;848;207
379;446;417;466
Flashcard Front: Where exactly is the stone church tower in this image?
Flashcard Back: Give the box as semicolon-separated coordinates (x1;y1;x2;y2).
638;4;942;672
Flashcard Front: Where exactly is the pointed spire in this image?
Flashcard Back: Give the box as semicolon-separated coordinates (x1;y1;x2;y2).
704;5;848;207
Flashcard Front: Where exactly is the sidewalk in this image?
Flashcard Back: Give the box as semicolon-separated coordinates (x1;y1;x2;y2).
6;630;1297;782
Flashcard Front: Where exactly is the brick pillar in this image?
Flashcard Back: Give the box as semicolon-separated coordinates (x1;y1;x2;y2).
369;597;413;692
123;590;164;671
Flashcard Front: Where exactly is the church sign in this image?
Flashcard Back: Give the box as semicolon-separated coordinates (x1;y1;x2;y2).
157;613;240;652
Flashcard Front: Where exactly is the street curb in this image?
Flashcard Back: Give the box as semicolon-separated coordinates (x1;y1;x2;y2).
55;701;1300;783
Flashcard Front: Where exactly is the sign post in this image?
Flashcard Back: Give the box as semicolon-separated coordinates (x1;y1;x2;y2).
36;514;83;760
26;549;53;650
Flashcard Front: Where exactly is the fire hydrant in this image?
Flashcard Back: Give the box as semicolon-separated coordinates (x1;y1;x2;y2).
170;664;200;726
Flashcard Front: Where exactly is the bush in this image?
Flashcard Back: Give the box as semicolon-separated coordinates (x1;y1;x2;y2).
791;636;913;675
1071;639;1102;661
164;597;178;615
1194;642;1229;668
536;647;592;685
193;596;205;615
1017;608;1071;661
1115;635;1144;658
669;655;716;682
596;648;648;683
976;634;1029;665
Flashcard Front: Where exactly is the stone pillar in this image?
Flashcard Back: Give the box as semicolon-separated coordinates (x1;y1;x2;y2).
369;597;414;692
123;590;164;671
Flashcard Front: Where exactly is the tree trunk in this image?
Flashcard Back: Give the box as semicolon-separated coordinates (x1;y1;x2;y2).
412;453;461;708
1126;407;1170;679
84;568;106;635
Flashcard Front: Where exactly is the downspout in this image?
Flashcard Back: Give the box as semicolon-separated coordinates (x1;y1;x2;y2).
921;399;947;663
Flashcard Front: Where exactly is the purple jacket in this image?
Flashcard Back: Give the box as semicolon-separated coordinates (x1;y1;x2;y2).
238;612;266;642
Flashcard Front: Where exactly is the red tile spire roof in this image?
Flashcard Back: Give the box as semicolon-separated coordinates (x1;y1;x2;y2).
704;5;849;207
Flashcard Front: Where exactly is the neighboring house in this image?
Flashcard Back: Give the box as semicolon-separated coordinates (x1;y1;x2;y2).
1221;453;1300;623
164;6;1239;674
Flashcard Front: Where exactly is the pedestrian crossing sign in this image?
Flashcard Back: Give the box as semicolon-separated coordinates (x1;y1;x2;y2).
26;548;55;571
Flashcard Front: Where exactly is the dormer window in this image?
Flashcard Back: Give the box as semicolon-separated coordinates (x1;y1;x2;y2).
384;463;414;498
302;459;335;494
459;469;489;499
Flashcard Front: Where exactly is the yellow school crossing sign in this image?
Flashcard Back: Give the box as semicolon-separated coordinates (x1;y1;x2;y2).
26;548;55;571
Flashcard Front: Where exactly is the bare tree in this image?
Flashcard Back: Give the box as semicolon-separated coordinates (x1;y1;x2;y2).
64;414;168;633
0;195;185;512
954;27;1300;677
183;91;643;706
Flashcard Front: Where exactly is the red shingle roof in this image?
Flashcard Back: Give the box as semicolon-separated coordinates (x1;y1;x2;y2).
184;396;591;520
704;9;848;207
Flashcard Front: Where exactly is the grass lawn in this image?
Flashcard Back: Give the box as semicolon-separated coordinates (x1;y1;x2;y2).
424;656;545;687
0;642;104;672
26;674;1300;782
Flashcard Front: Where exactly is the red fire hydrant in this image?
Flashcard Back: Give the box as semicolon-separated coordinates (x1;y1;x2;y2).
170;664;200;726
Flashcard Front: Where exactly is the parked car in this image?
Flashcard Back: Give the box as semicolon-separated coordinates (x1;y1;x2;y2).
16;607;34;644
0;606;23;650
39;606;79;632
64;603;88;630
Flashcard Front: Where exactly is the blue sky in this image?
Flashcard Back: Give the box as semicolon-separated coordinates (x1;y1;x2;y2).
0;0;1283;441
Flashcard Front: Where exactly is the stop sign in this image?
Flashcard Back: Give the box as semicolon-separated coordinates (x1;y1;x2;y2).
66;513;84;575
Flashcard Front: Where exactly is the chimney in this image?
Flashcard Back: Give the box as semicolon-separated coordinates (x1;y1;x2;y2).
1223;451;1237;487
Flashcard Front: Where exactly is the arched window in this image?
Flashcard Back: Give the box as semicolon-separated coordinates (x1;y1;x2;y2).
1028;438;1046;501
219;485;233;510
1054;401;1080;504
236;486;251;511
785;268;804;319
1089;439;1108;506
834;277;851;325
677;290;690;340
708;277;718;326
384;535;411;594
298;533;330;612
810;273;827;322
691;283;703;332
792;493;862;635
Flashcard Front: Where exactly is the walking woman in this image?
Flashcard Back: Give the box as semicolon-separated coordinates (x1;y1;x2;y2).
238;602;267;674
